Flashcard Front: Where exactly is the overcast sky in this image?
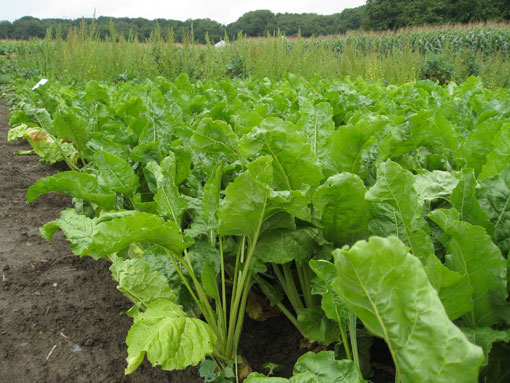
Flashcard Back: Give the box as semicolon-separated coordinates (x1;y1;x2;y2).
3;0;366;24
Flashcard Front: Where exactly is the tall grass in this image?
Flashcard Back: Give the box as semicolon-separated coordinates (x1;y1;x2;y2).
6;22;510;86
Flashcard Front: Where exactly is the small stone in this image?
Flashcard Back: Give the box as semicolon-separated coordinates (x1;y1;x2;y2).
71;344;81;352
52;283;57;288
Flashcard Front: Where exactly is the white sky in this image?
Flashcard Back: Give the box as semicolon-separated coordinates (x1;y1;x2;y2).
2;0;366;24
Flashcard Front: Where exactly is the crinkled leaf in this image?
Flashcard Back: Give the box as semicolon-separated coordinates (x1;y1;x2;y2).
27;171;116;209
333;236;484;382
292;351;362;383
110;257;176;305
312;173;369;246
40;208;95;254
414;170;460;205
95;149;139;196
125;299;216;374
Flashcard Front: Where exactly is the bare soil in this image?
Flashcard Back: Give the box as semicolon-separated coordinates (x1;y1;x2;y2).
0;97;306;383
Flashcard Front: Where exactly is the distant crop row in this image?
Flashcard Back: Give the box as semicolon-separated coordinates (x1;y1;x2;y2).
1;24;510;86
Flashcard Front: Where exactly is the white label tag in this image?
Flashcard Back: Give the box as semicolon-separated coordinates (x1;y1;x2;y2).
32;78;48;90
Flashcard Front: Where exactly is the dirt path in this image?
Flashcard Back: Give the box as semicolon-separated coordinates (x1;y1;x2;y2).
0;98;200;383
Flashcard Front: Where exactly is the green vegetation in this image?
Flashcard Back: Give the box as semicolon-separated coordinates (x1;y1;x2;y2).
6;73;510;381
1;23;510;87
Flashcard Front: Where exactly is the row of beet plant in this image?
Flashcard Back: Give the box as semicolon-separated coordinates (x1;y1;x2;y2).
7;73;510;382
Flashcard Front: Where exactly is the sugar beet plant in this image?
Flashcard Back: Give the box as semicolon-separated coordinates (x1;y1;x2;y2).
8;73;510;382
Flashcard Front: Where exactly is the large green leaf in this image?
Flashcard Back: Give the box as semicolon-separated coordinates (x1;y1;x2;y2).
297;101;335;162
366;160;433;261
450;168;492;232
95;149;139;196
239;117;323;190
312;173;369;246
245;351;362;383
254;228;317;265
54;108;91;154
110;257;176;305
477;167;510;254
201;162;223;229
190;118;239;156
424;255;474;321
217;156;272;241
328;114;392;178
145;158;187;225
480;124;510;180
125;299;216;374
297;306;340;345
429;210;507;327
27;171;116;209
333;236;484;382
89;211;191;258
40;208;96;255
413;170;459;205
41;209;190;259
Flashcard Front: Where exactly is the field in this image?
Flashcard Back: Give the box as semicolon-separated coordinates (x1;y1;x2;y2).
1;23;510;383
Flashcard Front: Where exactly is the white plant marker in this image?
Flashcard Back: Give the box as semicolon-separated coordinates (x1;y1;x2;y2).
32;79;48;90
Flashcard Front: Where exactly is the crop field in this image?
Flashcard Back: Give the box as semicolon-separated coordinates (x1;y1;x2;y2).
1;24;510;383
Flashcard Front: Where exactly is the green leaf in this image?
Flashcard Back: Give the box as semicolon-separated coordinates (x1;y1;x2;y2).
413;170;460;205
312;173;369;246
480;124;510;180
309;260;349;322
477;167;510;254
424;255;474;321
333;236;484;382
44;209;190;259
110;258;176;305
297;307;340;345
125;299;216;374
190;118;239;156
95;149;139;196
297;101;335;162
429;210;507;327
145;158;187;225
239;117;323;190
450;168;492;232
27;171;116;209
291;351;362;383
245;351;362;383
366;160;434;261
89;211;191;258
217;156;272;241
201;162;223;229
40;208;95;255
462;327;510;367
54;109;91;154
254;228;317;265
201;257;220;300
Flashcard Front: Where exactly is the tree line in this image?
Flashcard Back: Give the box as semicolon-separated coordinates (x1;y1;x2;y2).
1;1;509;43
